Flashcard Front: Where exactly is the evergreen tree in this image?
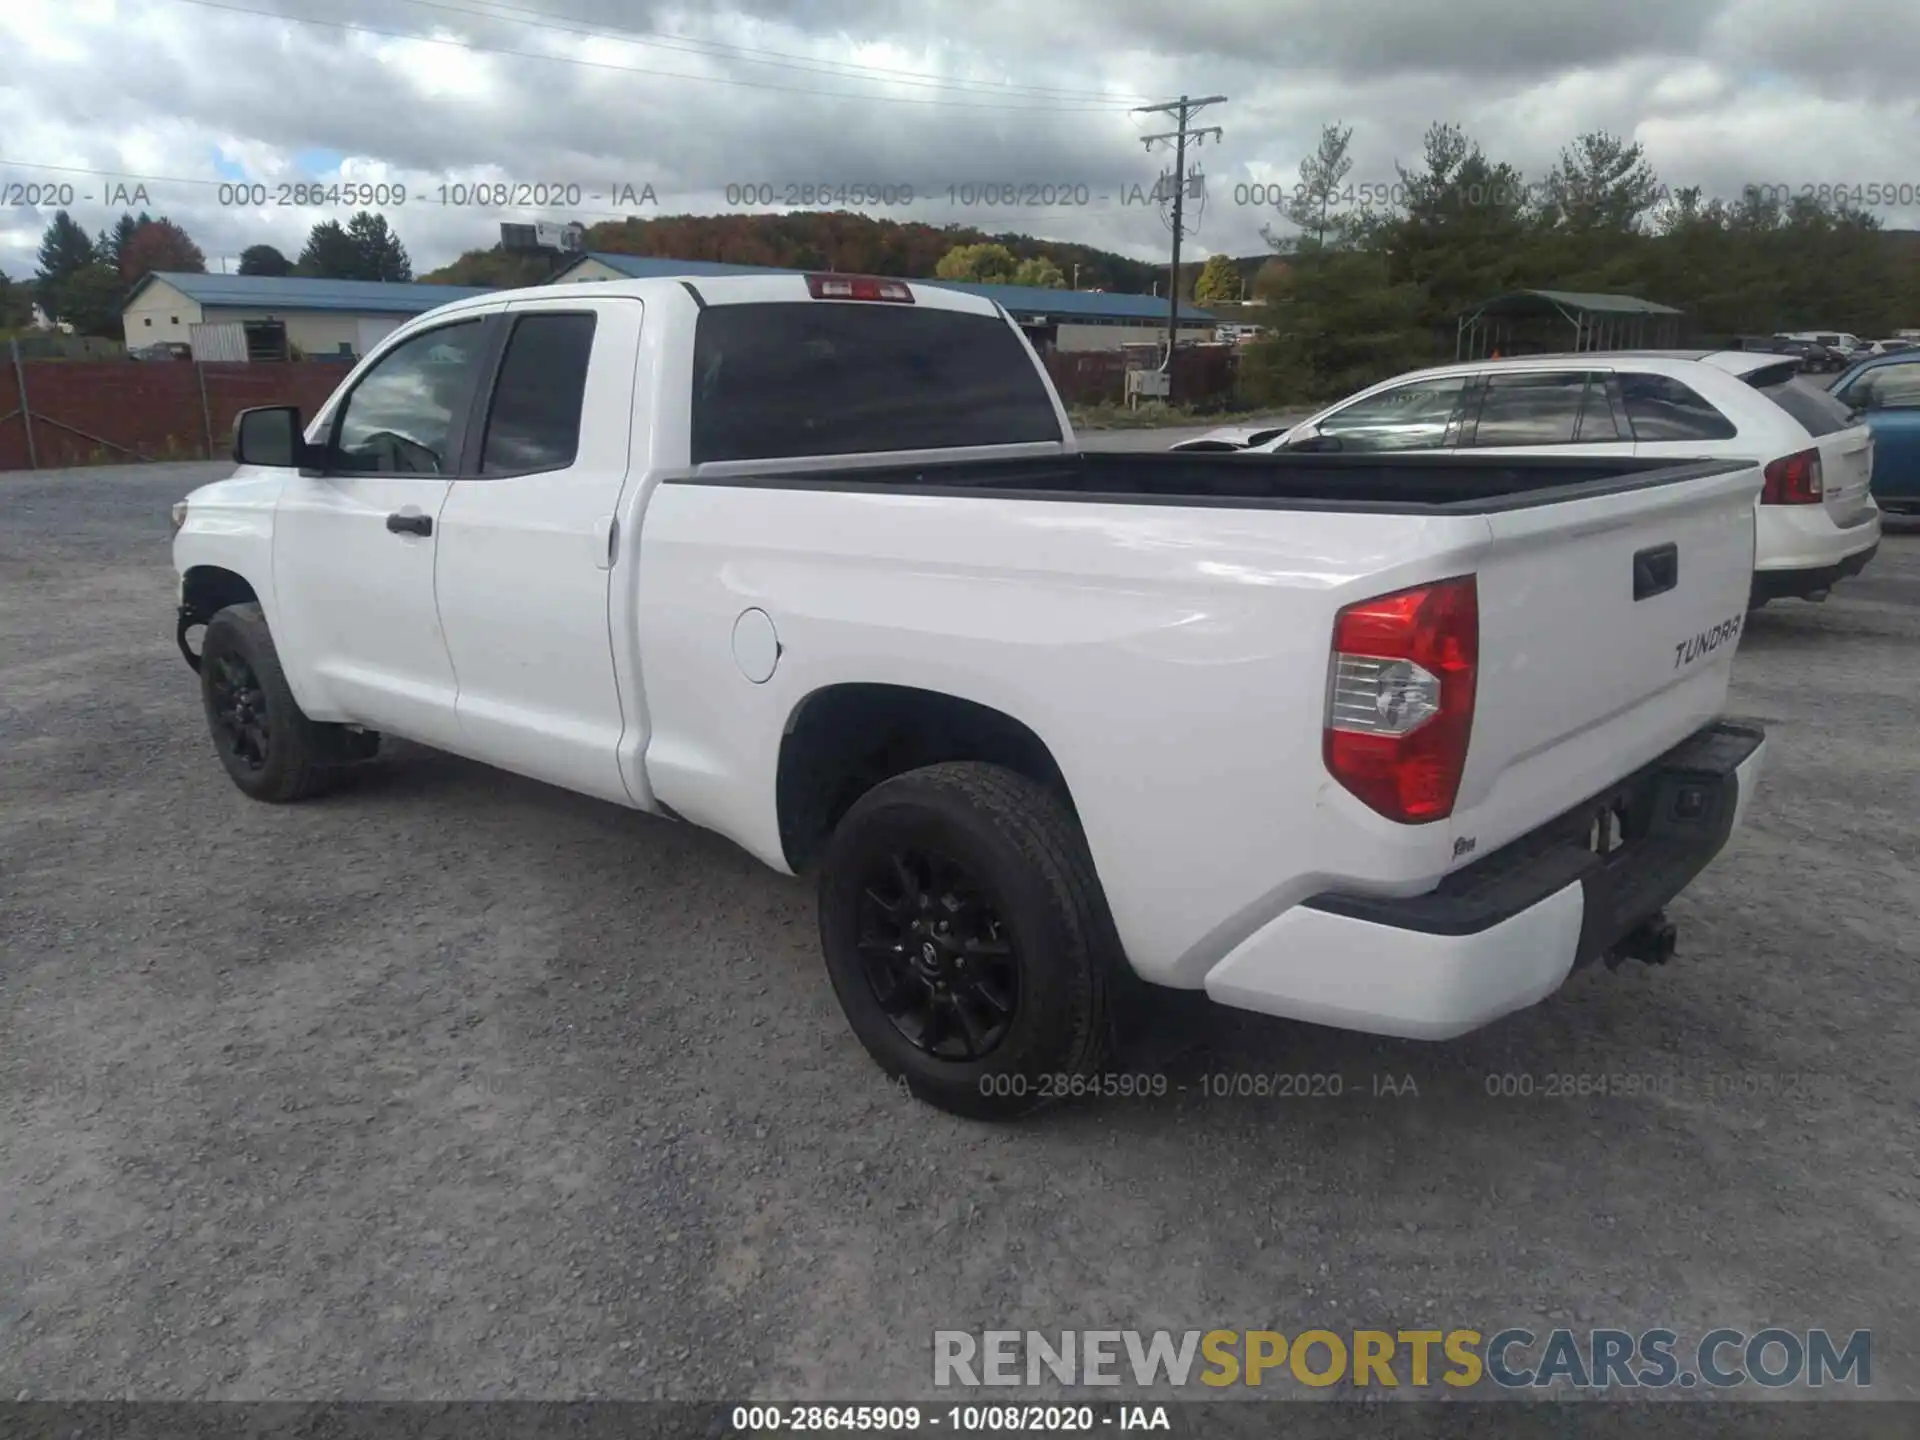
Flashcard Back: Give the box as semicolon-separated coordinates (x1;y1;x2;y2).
1281;123;1357;250
33;211;103;321
98;212;152;273
296;219;361;279
238;244;293;277
55;263;126;338
346;211;411;282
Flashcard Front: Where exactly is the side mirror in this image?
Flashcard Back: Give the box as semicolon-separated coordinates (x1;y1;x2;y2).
1287;432;1344;453
233;405;313;469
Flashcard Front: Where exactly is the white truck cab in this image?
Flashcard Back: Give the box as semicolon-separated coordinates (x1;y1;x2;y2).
173;273;1769;1118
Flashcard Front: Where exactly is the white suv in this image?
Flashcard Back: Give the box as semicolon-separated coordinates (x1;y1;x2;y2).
1174;351;1881;606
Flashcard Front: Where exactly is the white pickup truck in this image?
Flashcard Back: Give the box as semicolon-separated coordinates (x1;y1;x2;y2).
171;273;1769;1118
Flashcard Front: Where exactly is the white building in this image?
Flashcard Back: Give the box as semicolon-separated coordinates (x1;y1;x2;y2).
120;273;493;361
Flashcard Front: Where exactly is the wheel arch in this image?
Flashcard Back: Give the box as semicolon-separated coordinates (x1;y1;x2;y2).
177;565;263;671
774;682;1077;874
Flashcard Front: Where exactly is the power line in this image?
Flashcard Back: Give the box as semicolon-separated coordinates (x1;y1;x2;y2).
1136;94;1225;381
385;0;1153;103
165;0;1140;112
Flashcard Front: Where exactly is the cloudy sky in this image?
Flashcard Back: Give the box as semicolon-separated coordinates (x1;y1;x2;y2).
3;0;1918;283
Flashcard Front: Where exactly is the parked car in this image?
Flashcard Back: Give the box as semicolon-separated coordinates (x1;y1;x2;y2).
1745;337;1812;370
1163;419;1299;451
1765;336;1838;372
1171;351;1880;607
1779;331;1861;370
1829;351;1920;516
171;275;1770;1118
130;341;192;361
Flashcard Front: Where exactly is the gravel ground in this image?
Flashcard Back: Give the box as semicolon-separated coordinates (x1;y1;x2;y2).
2;461;1917;1405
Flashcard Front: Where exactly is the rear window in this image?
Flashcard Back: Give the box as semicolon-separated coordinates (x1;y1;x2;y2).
1750;373;1857;437
689;301;1062;464
1619;373;1737;442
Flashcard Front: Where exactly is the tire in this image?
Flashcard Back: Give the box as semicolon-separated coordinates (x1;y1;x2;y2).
198;602;351;803
817;761;1117;1120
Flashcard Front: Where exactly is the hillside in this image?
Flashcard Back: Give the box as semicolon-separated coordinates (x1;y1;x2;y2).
421;211;1166;293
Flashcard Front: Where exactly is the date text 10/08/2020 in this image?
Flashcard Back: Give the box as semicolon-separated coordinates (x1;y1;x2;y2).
962;1072;1414;1102
0;180;664;212
730;1405;1171;1432
722;183;1176;208
878;1070;1840;1105
1230;179;1920;210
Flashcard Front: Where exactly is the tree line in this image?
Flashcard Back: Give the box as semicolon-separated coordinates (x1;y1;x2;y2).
2;210;414;339
419;211;1145;290
1237;122;1920;402
9;129;1914;373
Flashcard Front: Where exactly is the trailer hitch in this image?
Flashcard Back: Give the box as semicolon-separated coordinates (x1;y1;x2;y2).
1605;911;1677;970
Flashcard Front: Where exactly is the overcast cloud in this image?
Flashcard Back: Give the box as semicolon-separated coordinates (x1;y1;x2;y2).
2;0;1917;283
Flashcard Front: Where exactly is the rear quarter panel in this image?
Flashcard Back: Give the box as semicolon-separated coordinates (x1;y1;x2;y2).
633;481;1496;986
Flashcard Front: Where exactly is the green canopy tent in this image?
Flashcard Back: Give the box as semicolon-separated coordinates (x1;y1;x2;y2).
1455;290;1685;361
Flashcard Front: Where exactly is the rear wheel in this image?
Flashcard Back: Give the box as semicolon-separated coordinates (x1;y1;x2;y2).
817;762;1116;1120
198;603;364;803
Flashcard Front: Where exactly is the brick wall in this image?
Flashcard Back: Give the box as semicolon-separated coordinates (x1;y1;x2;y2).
0;360;351;471
1;350;1244;469
1042;346;1237;406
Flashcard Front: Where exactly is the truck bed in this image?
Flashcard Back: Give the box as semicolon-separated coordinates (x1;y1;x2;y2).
690;452;1754;512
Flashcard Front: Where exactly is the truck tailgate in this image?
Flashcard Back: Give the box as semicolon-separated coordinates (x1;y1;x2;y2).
1448;459;1761;863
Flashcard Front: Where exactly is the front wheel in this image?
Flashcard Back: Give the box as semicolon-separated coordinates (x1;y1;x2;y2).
198;602;354;803
817;762;1117;1120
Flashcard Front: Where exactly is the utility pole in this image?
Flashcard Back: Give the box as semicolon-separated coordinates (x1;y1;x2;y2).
1136;94;1225;382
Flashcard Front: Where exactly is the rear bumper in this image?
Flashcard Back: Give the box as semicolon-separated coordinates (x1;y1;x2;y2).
1750;540;1878;604
1202;720;1767;1039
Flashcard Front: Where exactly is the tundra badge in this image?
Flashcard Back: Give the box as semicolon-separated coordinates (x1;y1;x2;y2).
1674;613;1744;669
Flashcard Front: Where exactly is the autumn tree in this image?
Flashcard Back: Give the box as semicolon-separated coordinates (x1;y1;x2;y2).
1193;253;1242;304
417;247;555;287
1011;255;1066;288
935;242;1021;283
118;219;207;285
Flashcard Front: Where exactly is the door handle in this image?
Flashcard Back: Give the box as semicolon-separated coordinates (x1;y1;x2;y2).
386;511;433;537
1633;542;1678;601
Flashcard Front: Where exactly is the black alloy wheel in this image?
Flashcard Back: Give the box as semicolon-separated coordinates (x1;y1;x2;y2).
817;762;1116;1119
206;651;271;772
855;846;1020;1061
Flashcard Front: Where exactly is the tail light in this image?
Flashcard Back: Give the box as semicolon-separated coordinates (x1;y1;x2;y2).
1324;576;1478;824
1761;448;1823;504
806;274;914;303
